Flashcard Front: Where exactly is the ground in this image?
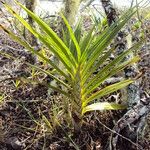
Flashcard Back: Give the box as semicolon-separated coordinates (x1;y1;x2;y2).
0;19;150;150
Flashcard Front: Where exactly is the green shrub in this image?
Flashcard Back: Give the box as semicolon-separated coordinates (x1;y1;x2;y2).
1;1;141;130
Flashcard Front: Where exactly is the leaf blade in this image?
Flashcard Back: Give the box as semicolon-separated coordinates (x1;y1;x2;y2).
83;79;133;107
82;102;126;114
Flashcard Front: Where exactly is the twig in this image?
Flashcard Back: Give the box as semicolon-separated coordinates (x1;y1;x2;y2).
4;99;50;103
94;115;143;150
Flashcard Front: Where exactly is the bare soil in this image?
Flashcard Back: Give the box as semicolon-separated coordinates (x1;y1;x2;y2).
0;22;150;150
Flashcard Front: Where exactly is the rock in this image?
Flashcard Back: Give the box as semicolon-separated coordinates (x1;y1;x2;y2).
7;137;23;150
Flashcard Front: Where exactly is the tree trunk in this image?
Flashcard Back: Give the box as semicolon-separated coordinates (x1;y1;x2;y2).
59;0;81;35
25;0;39;48
64;0;81;26
101;0;118;25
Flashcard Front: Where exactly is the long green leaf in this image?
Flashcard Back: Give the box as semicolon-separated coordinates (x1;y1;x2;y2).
84;39;142;88
42;115;53;130
83;49;133;93
80;27;94;54
74;19;82;44
28;64;71;89
3;3;75;76
71;20;82;59
66;20;82;60
21;77;71;98
61;14;81;62
80;8;135;63
81;9;136;76
83;79;133;107
83;38;143;84
48;84;71;97
83;39;143;90
14;0;77;68
83;56;139;97
82;102;127;114
81;46;115;85
108;56;140;77
0;25;70;81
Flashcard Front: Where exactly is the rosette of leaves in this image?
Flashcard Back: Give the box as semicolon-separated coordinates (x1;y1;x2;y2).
0;0;142;130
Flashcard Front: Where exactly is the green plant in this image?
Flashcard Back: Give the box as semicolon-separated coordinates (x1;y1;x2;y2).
42;102;62;133
12;79;21;89
1;1;142;130
0;94;5;105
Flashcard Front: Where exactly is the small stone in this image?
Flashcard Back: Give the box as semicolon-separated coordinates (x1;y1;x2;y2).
7;137;23;150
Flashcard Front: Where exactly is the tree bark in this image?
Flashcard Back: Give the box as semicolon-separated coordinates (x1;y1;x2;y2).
101;0;118;25
59;0;81;36
64;0;81;26
25;0;39;48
